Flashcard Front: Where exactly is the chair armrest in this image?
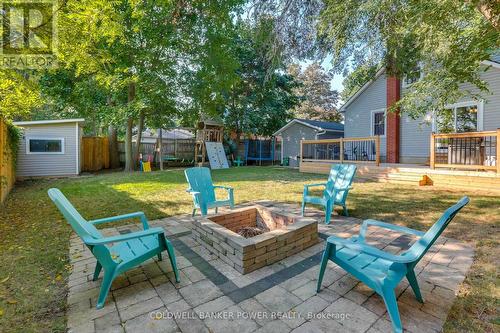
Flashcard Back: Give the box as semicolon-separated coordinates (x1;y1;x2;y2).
360;219;425;241
85;227;165;246
89;211;150;230
213;185;233;191
327;235;416;264
304;183;327;189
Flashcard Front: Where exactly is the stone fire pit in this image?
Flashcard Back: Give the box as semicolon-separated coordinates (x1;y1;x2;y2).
192;204;319;274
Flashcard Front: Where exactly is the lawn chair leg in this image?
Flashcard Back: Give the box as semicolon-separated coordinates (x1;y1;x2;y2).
343;204;349;217
157;253;163;261
406;269;424;303
301;200;306;216
324;202;333;224
96;270;115;309
165;239;180;283
215;207;218;214
381;288;403;333
92;262;102;281
192;208;196;217
316;242;332;292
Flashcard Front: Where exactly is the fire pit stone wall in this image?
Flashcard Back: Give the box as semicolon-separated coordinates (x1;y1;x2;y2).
192;204;319;274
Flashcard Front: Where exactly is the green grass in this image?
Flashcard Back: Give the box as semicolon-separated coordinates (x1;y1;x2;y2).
0;166;498;332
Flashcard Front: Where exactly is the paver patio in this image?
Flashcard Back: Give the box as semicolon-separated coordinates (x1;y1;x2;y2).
66;202;474;333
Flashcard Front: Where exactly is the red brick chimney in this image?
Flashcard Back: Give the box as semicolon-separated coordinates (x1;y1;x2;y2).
386;76;400;163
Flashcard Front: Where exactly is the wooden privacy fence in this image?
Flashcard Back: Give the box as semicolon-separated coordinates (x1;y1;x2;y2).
300;136;380;173
430;130;500;173
118;139;195;164
0;120;15;203
82;137;110;172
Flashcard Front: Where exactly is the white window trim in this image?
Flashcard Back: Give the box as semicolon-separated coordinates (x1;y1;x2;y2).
432;100;484;132
26;137;65;155
370;108;387;137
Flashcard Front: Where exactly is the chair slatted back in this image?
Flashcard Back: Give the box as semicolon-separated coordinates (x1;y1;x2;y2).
324;164;357;202
184;167;216;204
48;188;103;241
405;196;469;264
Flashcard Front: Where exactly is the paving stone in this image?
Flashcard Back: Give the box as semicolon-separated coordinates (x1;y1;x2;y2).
238;298;273;327
182;266;205;283
118;296;164;321
290;317;346;332
316;287;341;303
194;296;234;314
113;281;158;310
283;295;329;329
123;308;179;333
166;298;191;312
255;285;303;313
174;311;210;333
323;297;379;332
154;279;182;305
203;305;258;333
254;320;291;333
179;280;223;307
366;317;394;333
291;280;317;301
362;294;387;316
344;289;369;305
328;274;358;295
94;311;121;332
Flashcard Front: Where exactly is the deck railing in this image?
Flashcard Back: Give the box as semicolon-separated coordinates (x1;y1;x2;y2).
430;130;500;173
300;136;381;167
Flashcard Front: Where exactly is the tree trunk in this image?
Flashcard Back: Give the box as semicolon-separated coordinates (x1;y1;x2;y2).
158;128;163;170
134;111;145;165
108;125;120;169
124;82;136;172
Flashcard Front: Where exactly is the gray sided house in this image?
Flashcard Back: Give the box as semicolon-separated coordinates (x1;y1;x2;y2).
274;119;344;167
339;59;500;164
13;119;84;177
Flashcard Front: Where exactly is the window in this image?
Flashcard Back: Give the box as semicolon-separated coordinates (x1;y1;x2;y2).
27;137;64;154
435;101;482;133
371;110;386;136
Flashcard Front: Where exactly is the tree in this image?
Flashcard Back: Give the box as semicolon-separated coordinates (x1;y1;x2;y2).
340;64;378;102
221;21;300;142
317;0;499;117
0;71;41;121
290;62;341;122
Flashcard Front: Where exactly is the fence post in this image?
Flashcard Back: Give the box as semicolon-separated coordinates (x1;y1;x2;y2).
430;133;435;169
340;138;344;164
497;129;500;174
299;139;303;169
375;136;380;166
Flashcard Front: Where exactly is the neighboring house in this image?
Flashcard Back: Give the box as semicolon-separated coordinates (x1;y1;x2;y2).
273;119;344;167
339;58;500;164
132;128;194;144
13;119;84;177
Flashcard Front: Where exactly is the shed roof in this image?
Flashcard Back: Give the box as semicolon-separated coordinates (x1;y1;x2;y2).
13;119;85;126
273;118;344;136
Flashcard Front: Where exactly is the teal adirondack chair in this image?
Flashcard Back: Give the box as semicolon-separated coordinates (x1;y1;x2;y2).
317;196;469;333
302;164;357;224
48;188;180;309
185;167;234;216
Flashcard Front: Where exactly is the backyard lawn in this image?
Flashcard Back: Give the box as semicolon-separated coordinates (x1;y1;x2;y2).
0;166;498;332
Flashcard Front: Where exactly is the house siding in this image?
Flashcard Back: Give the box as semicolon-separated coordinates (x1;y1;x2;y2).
317;131;344;140
280;122;318;167
399;65;500;163
17;123;80;177
344;73;387;160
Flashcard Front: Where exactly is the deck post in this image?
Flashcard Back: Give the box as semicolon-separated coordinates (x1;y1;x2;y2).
340;138;344;164
430;133;435;169
497;129;500;174
375;135;380;166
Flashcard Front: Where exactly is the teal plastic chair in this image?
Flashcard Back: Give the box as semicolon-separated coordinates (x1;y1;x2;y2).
48;188;180;309
185;167;234;216
302;164;357;224
317;196;469;333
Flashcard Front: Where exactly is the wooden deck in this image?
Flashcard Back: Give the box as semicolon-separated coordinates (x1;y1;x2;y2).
300;162;500;191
